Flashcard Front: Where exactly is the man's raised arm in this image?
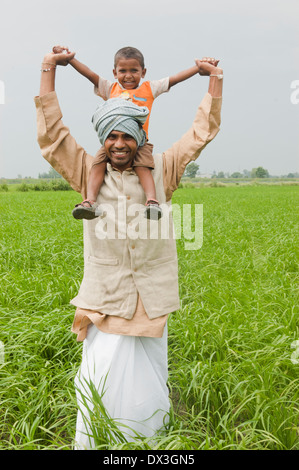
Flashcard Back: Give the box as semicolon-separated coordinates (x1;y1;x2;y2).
39;47;75;95
163;60;223;201
35;48;93;196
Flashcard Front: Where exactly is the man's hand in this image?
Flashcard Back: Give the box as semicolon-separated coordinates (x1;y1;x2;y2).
39;47;76;96
195;57;222;76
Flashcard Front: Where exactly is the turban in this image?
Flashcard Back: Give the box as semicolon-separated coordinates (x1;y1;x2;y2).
92;98;149;147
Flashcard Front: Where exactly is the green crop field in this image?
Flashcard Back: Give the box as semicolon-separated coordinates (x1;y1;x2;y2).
0;185;298;450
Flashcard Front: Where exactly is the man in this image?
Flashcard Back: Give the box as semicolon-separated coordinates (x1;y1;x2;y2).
36;49;223;448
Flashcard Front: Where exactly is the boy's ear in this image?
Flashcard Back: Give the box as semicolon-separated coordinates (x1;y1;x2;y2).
113;68;117;78
141;68;147;78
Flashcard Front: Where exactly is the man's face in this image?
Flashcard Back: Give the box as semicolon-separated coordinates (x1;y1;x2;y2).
104;131;138;171
113;58;146;90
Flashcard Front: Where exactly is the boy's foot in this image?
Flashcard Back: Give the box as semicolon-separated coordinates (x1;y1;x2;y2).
144;199;162;220
72;200;102;220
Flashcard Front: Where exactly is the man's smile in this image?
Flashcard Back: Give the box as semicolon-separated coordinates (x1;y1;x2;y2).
111;150;130;157
104;130;138;170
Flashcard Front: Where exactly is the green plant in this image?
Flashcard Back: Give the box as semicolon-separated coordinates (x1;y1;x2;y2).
0;187;298;449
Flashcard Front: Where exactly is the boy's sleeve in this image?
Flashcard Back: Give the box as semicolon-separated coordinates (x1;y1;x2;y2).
149;77;170;99
34;91;93;197
94;76;114;100
162;93;222;201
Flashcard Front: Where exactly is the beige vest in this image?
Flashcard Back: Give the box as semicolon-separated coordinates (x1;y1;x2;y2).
70;154;180;319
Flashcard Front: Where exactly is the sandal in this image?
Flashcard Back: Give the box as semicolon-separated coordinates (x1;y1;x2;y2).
72;199;102;220
144;199;162;220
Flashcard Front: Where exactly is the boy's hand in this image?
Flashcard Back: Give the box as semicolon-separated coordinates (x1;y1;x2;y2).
201;57;219;67
195;57;221;76
45;45;75;65
52;46;68;54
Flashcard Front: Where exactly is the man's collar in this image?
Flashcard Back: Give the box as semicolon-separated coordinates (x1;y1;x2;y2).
106;162;135;175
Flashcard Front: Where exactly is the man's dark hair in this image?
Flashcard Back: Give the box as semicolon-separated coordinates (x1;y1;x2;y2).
114;47;145;69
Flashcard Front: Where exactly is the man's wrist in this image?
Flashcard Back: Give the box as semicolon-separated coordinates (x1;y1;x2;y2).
41;55;57;73
210;67;223;75
43;54;56;64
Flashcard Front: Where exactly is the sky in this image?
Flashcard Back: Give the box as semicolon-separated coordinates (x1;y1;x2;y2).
0;0;298;178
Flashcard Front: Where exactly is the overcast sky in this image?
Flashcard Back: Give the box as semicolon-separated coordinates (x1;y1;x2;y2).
0;0;298;178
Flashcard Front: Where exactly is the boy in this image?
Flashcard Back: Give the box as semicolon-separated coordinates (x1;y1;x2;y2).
53;46;217;220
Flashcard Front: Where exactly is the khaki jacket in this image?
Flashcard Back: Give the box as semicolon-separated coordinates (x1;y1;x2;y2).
35;91;222;320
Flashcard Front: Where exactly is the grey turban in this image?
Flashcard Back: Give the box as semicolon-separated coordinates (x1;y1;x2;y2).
92;98;149;147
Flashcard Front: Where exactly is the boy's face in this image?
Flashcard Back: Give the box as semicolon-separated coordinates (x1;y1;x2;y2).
113;58;146;90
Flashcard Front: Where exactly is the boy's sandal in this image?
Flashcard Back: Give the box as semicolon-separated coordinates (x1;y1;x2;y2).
72;199;102;220
144;199;162;220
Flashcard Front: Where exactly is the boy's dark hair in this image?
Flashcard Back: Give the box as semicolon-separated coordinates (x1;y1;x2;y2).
114;47;145;69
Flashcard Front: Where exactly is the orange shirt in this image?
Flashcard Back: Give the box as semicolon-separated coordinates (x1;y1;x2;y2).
109;81;154;137
95;77;170;139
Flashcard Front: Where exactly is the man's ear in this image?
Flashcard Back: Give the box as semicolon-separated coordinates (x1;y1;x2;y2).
141;68;147;78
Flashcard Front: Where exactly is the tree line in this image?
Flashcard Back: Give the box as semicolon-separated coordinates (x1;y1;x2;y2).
184;162;299;179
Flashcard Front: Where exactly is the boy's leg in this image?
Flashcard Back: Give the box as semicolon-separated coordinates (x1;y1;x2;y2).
133;143;162;220
87;162;106;201
72;147;107;220
135;166;157;202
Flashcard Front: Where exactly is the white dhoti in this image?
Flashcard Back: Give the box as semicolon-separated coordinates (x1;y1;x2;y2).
74;324;169;449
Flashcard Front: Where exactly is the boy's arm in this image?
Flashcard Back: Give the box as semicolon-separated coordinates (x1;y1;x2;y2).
52;46;99;87
168;57;219;88
168;65;200;88
69;57;99;87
